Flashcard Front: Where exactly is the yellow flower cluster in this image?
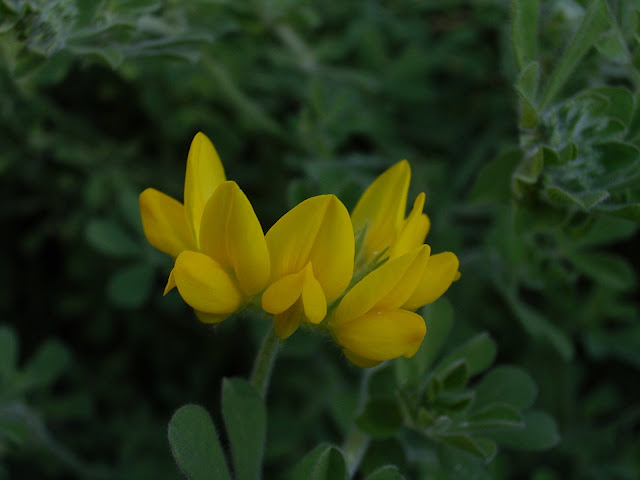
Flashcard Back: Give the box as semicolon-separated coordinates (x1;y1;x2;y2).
140;133;460;367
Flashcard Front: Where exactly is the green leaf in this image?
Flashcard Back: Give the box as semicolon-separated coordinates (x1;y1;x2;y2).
168;404;231;480
359;438;407;478
440;360;469;391
519;96;539;129
545;186;587;210
290;444;347;480
356;397;404;439
541;0;610;108
593;142;640;174
595;30;629;62
591;87;634;125
107;263;154;309
515;61;540;103
596;203;640;221
438;434;497;461
559;143;578;164
511;0;539;70
365;465;406;480
432;391;475;414
24;340;70;389
434;333;496;378
569;252;636;290
584;326;640;369
395;299;453;388
574;216;637;247
86;219;140;258
489;410;560;451
438;442;492;480
514;150;544;185
545;189;611;213
0;326;17;382
469;150;521;204
473;366;537;410
541;146;563;166
465;404;524;430
222;378;266;480
515;62;540;128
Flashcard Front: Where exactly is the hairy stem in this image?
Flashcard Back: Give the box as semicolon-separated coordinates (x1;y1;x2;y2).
250;326;280;397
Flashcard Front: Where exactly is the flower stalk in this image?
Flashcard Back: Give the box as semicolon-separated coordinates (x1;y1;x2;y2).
250;325;280;397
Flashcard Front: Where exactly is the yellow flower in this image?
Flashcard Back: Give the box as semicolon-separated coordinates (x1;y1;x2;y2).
330;160;461;367
329;246;431;367
352;160;431;265
139;132;225;260
139;133;269;323
262;195;354;339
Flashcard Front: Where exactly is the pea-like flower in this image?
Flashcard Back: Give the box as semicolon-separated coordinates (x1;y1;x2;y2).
139;133;269;323
329;245;431;367
329;161;460;367
262;195;354;339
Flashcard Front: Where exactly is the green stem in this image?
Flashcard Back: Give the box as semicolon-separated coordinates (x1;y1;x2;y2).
250;326;280;397
344;368;374;478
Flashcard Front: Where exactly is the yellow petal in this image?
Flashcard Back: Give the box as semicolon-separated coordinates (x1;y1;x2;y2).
343;350;382;368
307;197;354;301
374;245;430;311
199;181;270;296
173;251;244;314
403;252;460;310
184;132;226;244
266;195;354;301
389;193;431;259
301;264;327;324
262;271;304;315
139;188;195;258
164;268;176;295
351;161;410;261
273;302;303;339
333;246;429;326
195;311;229;324
333;309;426;362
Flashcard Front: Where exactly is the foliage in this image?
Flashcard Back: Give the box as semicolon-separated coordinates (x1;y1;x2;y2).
1;0;639;479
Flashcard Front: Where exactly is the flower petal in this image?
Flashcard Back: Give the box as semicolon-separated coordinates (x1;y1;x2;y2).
199;181;270;296
333;246;429;326
351;160;410;261
307;196;354;301
374;245;430;311
195;311;229;324
302;264;327;324
184;132;226;244
164;268;176;295
389;193;430;259
139;188;195;258
266;195;354;301
262;271;304;315
173;251;244;314
266;195;330;279
273;302;303;340
343;350;382;368
333;309;426;363
403;252;460;310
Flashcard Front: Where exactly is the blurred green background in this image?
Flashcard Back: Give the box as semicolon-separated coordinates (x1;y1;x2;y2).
1;0;639;478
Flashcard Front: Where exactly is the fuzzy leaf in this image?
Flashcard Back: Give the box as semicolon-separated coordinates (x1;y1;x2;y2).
168;404;231;480
222;378;266;480
290;444;347;480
